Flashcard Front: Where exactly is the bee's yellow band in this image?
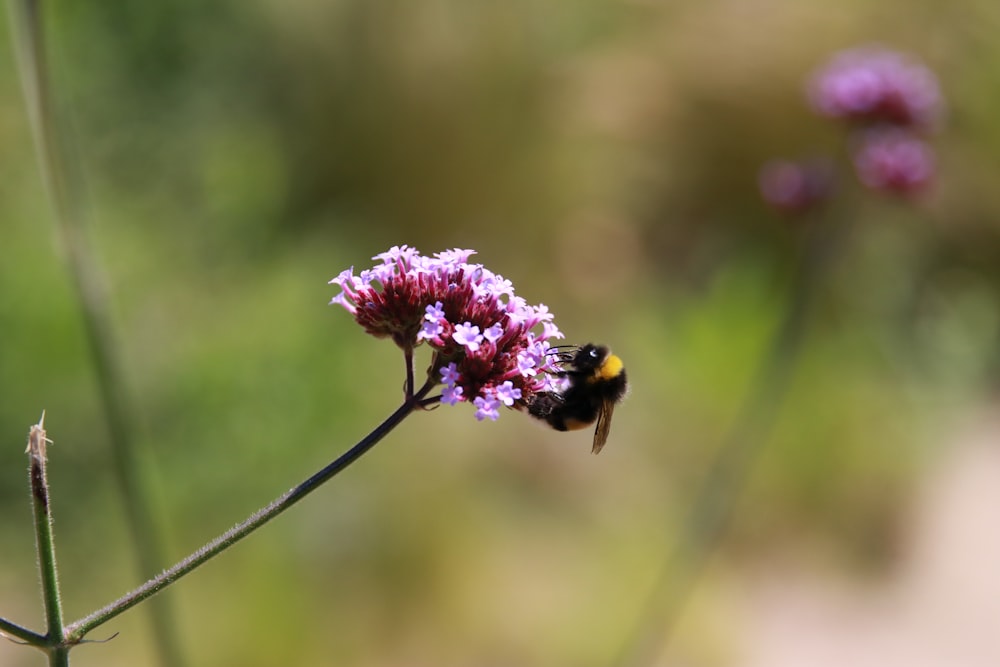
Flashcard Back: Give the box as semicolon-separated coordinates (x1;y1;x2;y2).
595;354;624;382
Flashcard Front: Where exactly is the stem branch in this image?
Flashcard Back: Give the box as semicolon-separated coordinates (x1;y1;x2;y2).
65;378;436;642
0;616;46;645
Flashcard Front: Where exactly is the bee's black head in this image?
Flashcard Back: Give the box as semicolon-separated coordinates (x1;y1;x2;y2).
572;344;609;371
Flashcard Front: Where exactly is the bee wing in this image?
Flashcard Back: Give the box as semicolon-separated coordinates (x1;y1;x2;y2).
591;400;616;454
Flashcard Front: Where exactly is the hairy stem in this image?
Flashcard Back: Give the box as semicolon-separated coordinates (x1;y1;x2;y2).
26;417;66;654
65;378;437;642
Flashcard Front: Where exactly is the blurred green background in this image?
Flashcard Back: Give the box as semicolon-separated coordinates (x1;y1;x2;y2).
4;1;1000;666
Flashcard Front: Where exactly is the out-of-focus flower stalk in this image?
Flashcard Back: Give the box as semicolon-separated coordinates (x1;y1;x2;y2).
617;207;849;667
619;43;945;667
7;1;185;664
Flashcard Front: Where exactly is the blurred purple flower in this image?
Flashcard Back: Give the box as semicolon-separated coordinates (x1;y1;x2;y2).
808;46;943;130
330;246;566;420
853;128;934;196
758;159;835;214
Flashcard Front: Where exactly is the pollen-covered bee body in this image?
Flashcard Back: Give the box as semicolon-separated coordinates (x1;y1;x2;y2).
526;343;628;453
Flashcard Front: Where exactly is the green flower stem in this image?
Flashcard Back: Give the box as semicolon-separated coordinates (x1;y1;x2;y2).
7;0;183;664
25;416;70;666
0;616;46;645
64;377;438;643
616;211;849;667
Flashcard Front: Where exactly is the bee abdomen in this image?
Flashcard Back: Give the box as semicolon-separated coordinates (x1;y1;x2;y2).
527;392;599;432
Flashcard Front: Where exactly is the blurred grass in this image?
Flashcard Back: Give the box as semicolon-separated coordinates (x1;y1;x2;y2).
4;1;1000;666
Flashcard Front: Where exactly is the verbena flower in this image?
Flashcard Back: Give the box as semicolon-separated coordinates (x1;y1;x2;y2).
808;46;943;130
330;246;566;420
853;128;934;196
758;159;835;214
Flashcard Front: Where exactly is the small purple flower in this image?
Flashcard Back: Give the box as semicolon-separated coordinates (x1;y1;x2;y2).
442;384;464;406
473;394;501;421
424;301;446;321
440;362;461;387
417;301;447;342
758;159;834;214
453;322;484;352
495;381;522;407
542;321;564;341
434;248;477;266
853;128;934;196
517;350;538;376
808;46;943;130
330;246;565;422
483;323;504;343
482;274;515;299
417;319;443;343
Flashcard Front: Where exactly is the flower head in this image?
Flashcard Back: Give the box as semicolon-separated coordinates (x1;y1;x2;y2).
758;159;835;214
808;46;943;130
330;246;566;421
853;128;934;196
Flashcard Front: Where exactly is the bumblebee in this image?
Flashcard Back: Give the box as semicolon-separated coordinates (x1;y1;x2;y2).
526;343;628;454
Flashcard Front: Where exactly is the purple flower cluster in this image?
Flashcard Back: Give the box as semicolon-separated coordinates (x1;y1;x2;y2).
809;45;943;197
761;45;943;207
758;159;834;214
808;46;943;129
853;128;935;195
330;246;567;421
